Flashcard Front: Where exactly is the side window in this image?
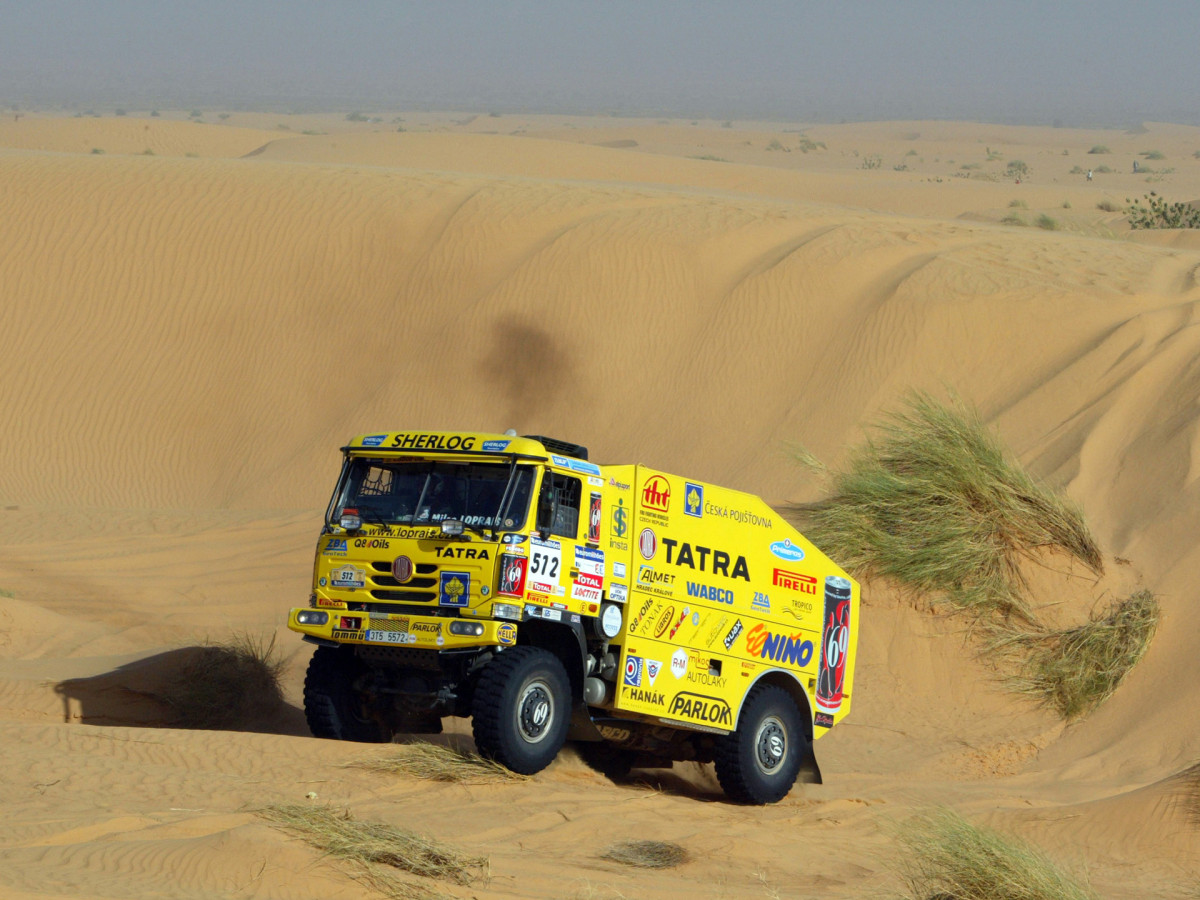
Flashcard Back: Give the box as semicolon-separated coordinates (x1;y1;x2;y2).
538;472;582;539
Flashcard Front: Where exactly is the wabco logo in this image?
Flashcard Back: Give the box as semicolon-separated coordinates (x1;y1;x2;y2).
642;476;670;512
668;692;732;727
745;623;814;667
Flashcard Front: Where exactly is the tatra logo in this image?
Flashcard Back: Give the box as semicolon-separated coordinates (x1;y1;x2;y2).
745;623;814;667
668;692;732;726
390;433;477;451
773;568;817;593
436;547;491;560
662;538;750;582
642;476;671;512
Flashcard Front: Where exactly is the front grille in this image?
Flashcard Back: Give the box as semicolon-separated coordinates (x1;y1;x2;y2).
370;589;437;602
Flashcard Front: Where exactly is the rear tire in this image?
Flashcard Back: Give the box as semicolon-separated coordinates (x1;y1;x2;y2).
303;646;392;743
714;684;806;804
471;647;570;775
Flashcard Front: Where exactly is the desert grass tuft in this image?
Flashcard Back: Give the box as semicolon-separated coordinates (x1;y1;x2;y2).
257;803;487;891
601;840;689;869
895;808;1096;900
160;633;286;729
794;393;1101;623
996;590;1159;719
349;742;529;783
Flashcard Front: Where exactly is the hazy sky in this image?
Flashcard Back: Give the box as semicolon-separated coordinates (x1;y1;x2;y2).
2;1;1197;125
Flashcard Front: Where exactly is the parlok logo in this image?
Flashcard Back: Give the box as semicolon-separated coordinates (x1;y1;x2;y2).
668;692;732;726
642;476;671;512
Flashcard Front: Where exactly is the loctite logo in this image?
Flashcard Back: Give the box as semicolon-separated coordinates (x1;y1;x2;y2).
745;623;814;667
668;692;732;726
642;476;671;512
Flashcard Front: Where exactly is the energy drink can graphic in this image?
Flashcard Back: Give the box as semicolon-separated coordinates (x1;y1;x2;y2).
588;492;602;542
816;576;852;717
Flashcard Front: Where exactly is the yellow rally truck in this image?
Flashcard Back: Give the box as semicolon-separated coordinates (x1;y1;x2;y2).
288;431;858;804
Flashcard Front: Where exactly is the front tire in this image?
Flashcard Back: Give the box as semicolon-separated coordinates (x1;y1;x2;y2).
714;684;806;804
471;647;570;775
303;646;392;743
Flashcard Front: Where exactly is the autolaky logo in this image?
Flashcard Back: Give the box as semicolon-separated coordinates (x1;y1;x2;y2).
642;476;670;512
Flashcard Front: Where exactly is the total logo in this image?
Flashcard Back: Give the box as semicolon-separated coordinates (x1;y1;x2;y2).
642;476;671;512
638;528;657;560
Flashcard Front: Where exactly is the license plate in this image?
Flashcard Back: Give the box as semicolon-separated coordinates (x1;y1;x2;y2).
367;630;413;644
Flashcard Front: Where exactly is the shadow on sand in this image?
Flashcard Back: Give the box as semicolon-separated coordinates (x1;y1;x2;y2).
54;646;309;737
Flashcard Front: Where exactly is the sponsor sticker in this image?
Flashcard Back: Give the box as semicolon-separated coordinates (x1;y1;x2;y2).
324;539;348;556
671;648;688;679
439;571;471;607
624;655;644;687
752;591;771;612
574;545;605;576
684;482;703;517
529;537;563;593
481;439;510;452
642;475;671;512
645;659;662;685
770;539;806;562
330;565;365;589
613;561;627;579
361;434;388;447
550;454;602;476
639;528;657;560
497;622;517;645
609;583;628;603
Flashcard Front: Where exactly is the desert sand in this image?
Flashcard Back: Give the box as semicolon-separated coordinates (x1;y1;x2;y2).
1;109;1199;898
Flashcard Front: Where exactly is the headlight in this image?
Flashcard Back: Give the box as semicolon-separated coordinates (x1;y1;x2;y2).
491;603;523;621
296;610;329;625
448;620;485;637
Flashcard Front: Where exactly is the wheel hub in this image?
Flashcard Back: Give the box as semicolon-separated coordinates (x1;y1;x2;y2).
755;716;788;774
517;680;554;743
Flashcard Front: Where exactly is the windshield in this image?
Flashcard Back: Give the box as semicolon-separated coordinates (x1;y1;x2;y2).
334;459;535;530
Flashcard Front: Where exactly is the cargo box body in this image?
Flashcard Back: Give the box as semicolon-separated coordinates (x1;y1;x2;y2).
602;466;858;740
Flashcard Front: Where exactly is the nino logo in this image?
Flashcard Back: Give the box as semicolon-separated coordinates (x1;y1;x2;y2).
745;623;814;667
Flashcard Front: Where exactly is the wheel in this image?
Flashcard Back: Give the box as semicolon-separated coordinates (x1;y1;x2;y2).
303;646;392;743
471;646;571;775
714;684;807;804
577;741;637;780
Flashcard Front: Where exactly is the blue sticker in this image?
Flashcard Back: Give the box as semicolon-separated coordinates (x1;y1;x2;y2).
482;440;510;452
684;482;703;517
324;539;348;555
551;454;602;476
623;655;644;687
770;539;806;562
439;571;471;607
362;434;388;447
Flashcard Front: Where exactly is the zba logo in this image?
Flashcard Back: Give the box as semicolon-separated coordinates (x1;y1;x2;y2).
611;498;628;538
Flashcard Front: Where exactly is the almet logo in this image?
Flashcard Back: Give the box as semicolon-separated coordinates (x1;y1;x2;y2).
642;476;671;512
745;623;815;667
668;692;732;727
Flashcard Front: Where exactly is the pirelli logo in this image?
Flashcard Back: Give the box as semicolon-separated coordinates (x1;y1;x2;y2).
772;568;817;594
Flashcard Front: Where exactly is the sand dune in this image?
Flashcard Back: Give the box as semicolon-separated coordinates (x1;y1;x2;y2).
1;113;1199;898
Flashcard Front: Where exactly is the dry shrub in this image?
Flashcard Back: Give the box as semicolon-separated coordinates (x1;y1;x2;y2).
997;591;1159;719
349;742;529;784
601;840;689;869
795;392;1101;624
257;803;486;898
161;633;285;729
896;809;1096;900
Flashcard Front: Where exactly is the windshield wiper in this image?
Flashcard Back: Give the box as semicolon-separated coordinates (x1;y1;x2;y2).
355;506;394;533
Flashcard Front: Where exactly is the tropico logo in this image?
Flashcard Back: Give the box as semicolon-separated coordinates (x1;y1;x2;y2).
642;476;671;512
639;528;657;560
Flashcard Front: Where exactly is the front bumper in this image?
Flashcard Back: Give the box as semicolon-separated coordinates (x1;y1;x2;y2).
288;608;518;650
